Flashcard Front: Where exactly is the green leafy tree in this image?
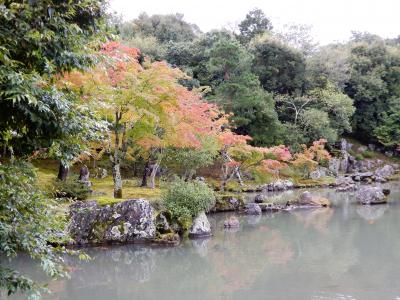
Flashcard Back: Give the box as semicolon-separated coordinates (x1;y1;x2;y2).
250;34;306;94
277;85;355;146
345;34;400;143
206;37;282;145
0;1;107;297
374;100;400;148
0;0;108;159
276;23;317;56
299;108;337;143
0;162;79;299
238;8;273;45
306;43;350;91
121;13;200;44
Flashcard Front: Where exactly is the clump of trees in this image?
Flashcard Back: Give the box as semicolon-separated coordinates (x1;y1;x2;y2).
117;9;400;152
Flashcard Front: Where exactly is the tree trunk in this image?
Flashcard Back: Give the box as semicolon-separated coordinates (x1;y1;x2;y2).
149;163;159;189
112;162;123;198
57;161;69;181
140;161;150;187
219;149;244;190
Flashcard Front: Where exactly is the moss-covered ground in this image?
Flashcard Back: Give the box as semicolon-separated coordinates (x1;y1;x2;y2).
32;159;164;206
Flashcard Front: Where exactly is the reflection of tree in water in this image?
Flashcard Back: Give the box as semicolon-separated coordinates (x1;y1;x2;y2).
202;214;295;297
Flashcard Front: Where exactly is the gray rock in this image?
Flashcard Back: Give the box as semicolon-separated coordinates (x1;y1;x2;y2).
155;211;171;234
78;165;91;187
336;184;357;192
195;176;205;182
189;211;211;238
356;186;387;205
244;203;262;215
385;151;393;157
94;167;108;179
328;157;341;176
261;180;294;192
78;165;90;181
310;170;321;180
258;202;285;212
368;144;376;151
336;176;354;186
375;164;395;179
254;194;267;203
212;196;244;212
374;176;387;183
294;191;331;207
68;199;156;245
351;172;373;181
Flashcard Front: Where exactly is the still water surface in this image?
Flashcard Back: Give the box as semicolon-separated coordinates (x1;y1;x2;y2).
10;183;400;300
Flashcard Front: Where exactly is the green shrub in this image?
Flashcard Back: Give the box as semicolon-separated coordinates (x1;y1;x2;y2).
53;178;91;200
162;178;215;228
355;154;364;161
362;150;376;159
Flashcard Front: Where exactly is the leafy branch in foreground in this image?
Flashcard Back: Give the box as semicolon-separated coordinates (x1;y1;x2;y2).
0;162;74;299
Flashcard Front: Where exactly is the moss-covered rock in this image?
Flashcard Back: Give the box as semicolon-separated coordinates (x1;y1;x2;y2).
154;232;180;245
211;193;244;212
68;199;156;245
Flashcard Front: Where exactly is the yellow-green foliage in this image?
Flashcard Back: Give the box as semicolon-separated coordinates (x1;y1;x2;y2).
293;176;336;188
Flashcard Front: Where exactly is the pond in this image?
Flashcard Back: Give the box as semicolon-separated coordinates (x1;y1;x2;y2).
9;182;400;300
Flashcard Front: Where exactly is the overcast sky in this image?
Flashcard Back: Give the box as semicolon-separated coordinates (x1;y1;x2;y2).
109;0;400;45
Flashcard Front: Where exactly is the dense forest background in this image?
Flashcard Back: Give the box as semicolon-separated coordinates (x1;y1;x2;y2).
113;9;400;151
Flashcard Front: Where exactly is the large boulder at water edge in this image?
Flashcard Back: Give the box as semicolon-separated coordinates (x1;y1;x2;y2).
335;176;357;192
375;165;395;179
356;186;387;205
189;211;212;238
68;199;156;245
258;180;294;192
244;203;262;215
211;195;244;212
293;191;331;207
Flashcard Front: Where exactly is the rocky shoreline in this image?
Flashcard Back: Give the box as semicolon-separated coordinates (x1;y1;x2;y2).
67;179;394;248
67;140;399;247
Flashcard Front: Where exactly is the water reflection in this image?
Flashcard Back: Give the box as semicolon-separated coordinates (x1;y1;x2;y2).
356;205;388;223
8;182;400;300
291;208;333;234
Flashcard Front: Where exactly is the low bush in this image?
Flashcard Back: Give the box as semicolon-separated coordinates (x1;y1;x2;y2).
53;178;91;200
355;154;364;161
162;178;215;229
362;150;376;159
